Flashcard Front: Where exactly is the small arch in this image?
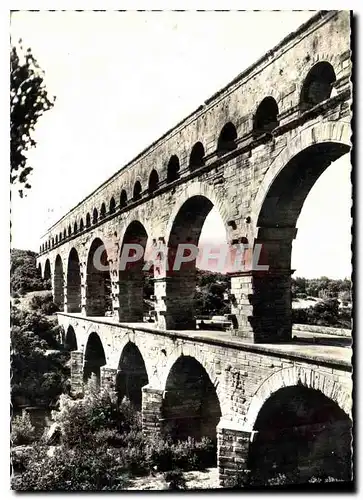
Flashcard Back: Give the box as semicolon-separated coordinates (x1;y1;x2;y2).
54;254;64;310
86;213;91;228
253;97;279;136
68;225;72;237
162;355;221;456
100;202;106;219
63;228;67;239
148;169;159;194
189;141;205;171
109;196;116;214
59;232;62;242
167;155;180;183
51;238;54;248
116;342;149;410
133;180;142;201
92;207;98;224
217;122;237;153
64;325;78;351
79;218;84;231
300;62;336;111
73;221;78;234
83;332;106;386
120;190;127;209
55;235;58;245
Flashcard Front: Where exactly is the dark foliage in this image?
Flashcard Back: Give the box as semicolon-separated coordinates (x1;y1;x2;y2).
11;249;50;296
11;42;55;196
11;306;70;409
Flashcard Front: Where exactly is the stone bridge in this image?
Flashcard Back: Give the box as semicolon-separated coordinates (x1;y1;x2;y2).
37;10;352;485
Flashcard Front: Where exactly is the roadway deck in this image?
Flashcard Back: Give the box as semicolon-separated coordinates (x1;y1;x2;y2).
58;312;352;369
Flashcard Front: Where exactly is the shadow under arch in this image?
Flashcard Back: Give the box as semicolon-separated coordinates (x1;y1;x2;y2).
83;331;106;386
118;221;149;322
64;325;78;351
86;238;112;316
247;384;352;484
67;248;81;313
162;355;221;458
54;255;64;311
116;341;149;410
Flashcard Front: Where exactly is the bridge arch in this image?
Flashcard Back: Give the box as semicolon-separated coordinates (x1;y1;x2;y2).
244;367;352;483
85;237;112;316
242;121;351;341
66;248;82;313
109;196;116;214
133;180;142;201
189;141;205;171
92;207;98;224
120;190;127;209
100;202;106;219
300;61;336;112
253;96;279;136
118;220;149;322
116;341;149;410
162;184;230;329
53;255;64;310
166;155;180;183
44;259;51;281
83;331;106;386
244;366;352;432
161;354;222;451
217;121;237;153
64;325;78;351
148;169;159;194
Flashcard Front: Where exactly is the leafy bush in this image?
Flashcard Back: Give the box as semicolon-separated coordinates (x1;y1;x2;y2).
11;307;70;409
29;293;58;315
11;412;36;446
10;249;50;296
52;383;141;448
12;444;130;491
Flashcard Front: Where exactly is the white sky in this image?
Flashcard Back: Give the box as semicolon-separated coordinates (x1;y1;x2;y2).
10;10;351;279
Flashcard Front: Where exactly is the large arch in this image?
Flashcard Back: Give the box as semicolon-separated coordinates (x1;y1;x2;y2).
53;255;64;310
162;355;221;456
64;325;78;351
165;194;226;329
118;221;148;322
246;379;352;484
86;238;112;316
245;122;351;342
66;248;82;313
83;332;106;386
116;342;149;410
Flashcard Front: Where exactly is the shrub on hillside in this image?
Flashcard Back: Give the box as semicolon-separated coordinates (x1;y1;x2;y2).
11;249;50;296
52;382;141;448
11;412;37;446
29;293;58;315
12;444;130;491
